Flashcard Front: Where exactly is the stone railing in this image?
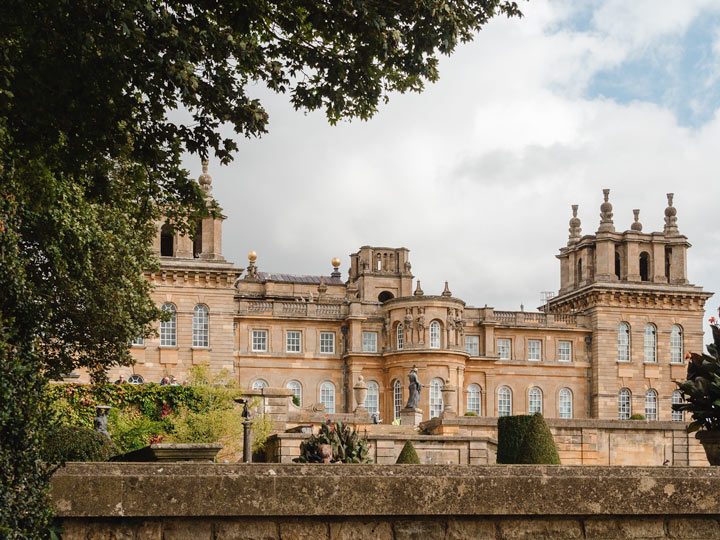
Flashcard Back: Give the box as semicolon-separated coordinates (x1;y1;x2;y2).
238;300;348;319
492;310;584;327
52;464;720;540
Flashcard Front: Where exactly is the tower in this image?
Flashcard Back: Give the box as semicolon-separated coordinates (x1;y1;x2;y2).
347;246;414;302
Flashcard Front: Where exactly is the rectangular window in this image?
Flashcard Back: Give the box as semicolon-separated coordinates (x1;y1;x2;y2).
497;338;511;360
320;332;335;354
362;332;378;353
286;330;301;353
130;334;144;346
558;341;572;362
528;339;542;361
465;336;479;356
251;330;268;352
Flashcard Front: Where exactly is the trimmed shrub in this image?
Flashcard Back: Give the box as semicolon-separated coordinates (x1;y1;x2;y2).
42;424;118;462
464;411;478;416
396;441;420;464
515;413;561;464
629;413;646;420
496;414;535;464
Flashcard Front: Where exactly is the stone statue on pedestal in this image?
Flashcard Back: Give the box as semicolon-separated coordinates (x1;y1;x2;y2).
405;367;423;409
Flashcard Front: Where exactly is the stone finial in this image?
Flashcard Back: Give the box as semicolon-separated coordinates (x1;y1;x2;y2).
244;251;260;281
664;193;678;234
198;160;212;194
568;204;582;244
441;281;452;297
317;276;327;295
414;280;424;296
598;189;615;232
631;209;642;231
330;257;341;279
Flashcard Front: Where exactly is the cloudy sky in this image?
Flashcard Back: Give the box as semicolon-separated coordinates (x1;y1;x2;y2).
190;0;720;339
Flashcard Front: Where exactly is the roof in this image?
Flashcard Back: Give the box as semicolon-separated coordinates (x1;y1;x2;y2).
257;272;344;286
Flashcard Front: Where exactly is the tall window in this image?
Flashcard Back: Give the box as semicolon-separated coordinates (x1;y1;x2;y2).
320;382;335;413
558;341;572;362
497;386;512;417
252;330;268;352
559;388;573;419
645;389;658;420
618;388;631;420
320;332;335;354
671;390;684;421
160;223;173;257
465;336;479;356
393;380;403;421
497;338;511;360
615;250;621;279
644;324;657;363
252;379;268;390
528;339;541;361
528;387;543;414
430;321;441;349
362;332;378;353
193;220;202;258
639;251;650;281
430;378;444;418
618;323;630;362
192;304;209;347
160;303;177;346
670;325;683;364
576;258;583;283
467;384;481;415
287;380;302;407
396;324;404;350
286;330;301;353
365;381;379;415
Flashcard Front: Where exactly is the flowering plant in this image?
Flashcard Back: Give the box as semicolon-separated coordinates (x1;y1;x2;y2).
673;313;720;432
294;421;372;464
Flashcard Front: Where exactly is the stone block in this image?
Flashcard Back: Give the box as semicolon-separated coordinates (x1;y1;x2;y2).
446;518;496;540
215;519;279;540
329;520;393;540
393;519;446;540
667;518;720;539
136;520;162;540
279;519;329;540
57;519;88;540
584;518;665;539
162;519;213;540
497;519;582;540
84;520;135;540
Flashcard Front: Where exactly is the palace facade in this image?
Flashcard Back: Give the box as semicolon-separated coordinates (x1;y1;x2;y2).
108;165;713;423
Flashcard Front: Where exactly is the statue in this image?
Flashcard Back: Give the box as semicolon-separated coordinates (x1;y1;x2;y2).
405;367;423;409
93;405;111;439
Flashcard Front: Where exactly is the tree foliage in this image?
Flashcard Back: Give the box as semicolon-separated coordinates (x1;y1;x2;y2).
0;1;522;536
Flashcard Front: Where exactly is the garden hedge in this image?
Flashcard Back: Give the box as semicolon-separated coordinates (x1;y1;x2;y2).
42;424;118;462
497;412;560;464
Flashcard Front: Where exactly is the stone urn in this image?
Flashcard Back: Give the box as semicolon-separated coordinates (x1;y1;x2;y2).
318;444;333;464
353;375;368;412
696;431;720;465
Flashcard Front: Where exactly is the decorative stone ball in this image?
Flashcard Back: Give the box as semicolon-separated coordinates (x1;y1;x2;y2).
600;200;612;214
331;257;341;268
248;251;257;262
631;221;642;231
569;216;581;228
665;206;676;217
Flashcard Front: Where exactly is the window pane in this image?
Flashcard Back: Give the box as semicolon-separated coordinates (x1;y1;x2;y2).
192;305;209;348
365;381;379;415
430;378;444;418
160;303;176;347
498;386;512;417
671;390;684;421
430;321;441;349
467;384;481;415
644;324;657;363
559;388;572;418
528;340;541;361
528;387;542;414
465;336;479;356
321;382;335;413
397;324;404;350
252;330;268;352
645;389;658;420
670;325;683;364
497;339;511;360
252;379;267;390
618;389;631;419
320;332;335;353
287;381;302;407
393;380;403;420
362;332;378;353
286;331;301;352
618;323;630;362
558;341;572;362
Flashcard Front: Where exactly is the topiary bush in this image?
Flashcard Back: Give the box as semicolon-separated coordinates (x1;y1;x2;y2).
515;413;561;464
497;413;560;464
464;411;478;416
496;414;535;464
396;440;420;464
42;424;118;463
629;414;646;420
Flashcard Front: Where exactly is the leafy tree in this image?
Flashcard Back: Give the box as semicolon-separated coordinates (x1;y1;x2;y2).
0;1;522;536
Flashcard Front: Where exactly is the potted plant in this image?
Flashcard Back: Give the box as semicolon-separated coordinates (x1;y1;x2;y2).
293;421;372;463
673;315;720;465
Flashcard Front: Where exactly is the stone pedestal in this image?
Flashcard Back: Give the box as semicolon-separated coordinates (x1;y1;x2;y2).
441;382;457;419
400;407;423;426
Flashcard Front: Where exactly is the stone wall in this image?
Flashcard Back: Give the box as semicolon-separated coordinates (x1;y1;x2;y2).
53;463;720;540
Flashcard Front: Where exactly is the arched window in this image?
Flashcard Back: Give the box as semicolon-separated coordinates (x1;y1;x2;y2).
251;379;268;391
528;387;543;414
497;386;512;417
559;388;573;419
128;374;144;385
378;291;394;303
615;250;621;279
645;389;658;420
617;322;630;362
287;380;302;407
639;251;650;281
393;380;403;421
665;247;672;280
671;390;684;421
466;384;481;415
193;220;202;258
618;388;631;420
429;321;441;349
670;325;683;364
396;324;404;350
576;258;583;284
365;381;379;416
160;223;174;257
644;323;656;363
160;303;177;346
192;304;209;348
320;382;335;413
430;378;444;418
